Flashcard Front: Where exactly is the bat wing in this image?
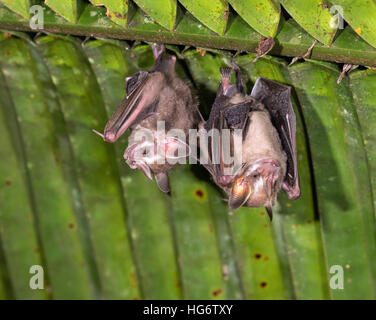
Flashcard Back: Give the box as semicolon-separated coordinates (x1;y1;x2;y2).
125;71;148;98
204;67;253;185
204;100;253;186
251;77;300;200
103;71;159;142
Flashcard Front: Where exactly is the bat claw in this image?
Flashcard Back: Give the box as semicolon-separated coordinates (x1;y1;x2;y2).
92;129;104;139
253;37;275;62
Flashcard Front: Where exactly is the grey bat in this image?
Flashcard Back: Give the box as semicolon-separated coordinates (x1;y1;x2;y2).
203;66;300;220
94;44;202;193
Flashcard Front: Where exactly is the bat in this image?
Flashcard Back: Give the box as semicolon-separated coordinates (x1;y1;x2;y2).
94;44;202;193
203;66;300;220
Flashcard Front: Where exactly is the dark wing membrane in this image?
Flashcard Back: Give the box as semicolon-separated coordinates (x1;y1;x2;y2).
222;102;251;129
104;71;152;142
125;71;148;97
251;77;300;198
205;102;252;184
203;66;251;184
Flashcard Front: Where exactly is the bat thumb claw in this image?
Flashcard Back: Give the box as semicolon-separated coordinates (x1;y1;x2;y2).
92;129;104;139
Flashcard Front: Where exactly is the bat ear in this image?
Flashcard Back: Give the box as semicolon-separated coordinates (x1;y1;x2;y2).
155;172;170;193
228;179;252;211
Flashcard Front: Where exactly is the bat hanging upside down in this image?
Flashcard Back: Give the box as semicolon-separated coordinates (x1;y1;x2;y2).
202;66;300;220
93;44;202;193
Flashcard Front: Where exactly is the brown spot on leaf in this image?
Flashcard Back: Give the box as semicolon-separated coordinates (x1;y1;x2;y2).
5;50;10;56
68;222;75;229
34;247;40;254
259;281;268;288
307;220;312;224
45;285;52;297
5;179;12;186
195;188;204;199
254;253;262;260
212;288;222;297
114;12;125;19
196;48;206;56
52;150;62;166
264;256;269;261
130;273;138;288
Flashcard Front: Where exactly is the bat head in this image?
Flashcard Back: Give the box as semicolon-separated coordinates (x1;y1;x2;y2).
228;158;284;216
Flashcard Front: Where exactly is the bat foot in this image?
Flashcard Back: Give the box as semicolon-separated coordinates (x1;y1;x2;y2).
337;64;358;84
289;39;318;66
151;44;165;60
253;37;275;62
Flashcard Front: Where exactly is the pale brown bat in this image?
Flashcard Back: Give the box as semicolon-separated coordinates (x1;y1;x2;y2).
203;66;300;220
94;44;202;192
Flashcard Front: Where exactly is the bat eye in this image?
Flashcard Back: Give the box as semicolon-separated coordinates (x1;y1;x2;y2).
252;172;260;179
